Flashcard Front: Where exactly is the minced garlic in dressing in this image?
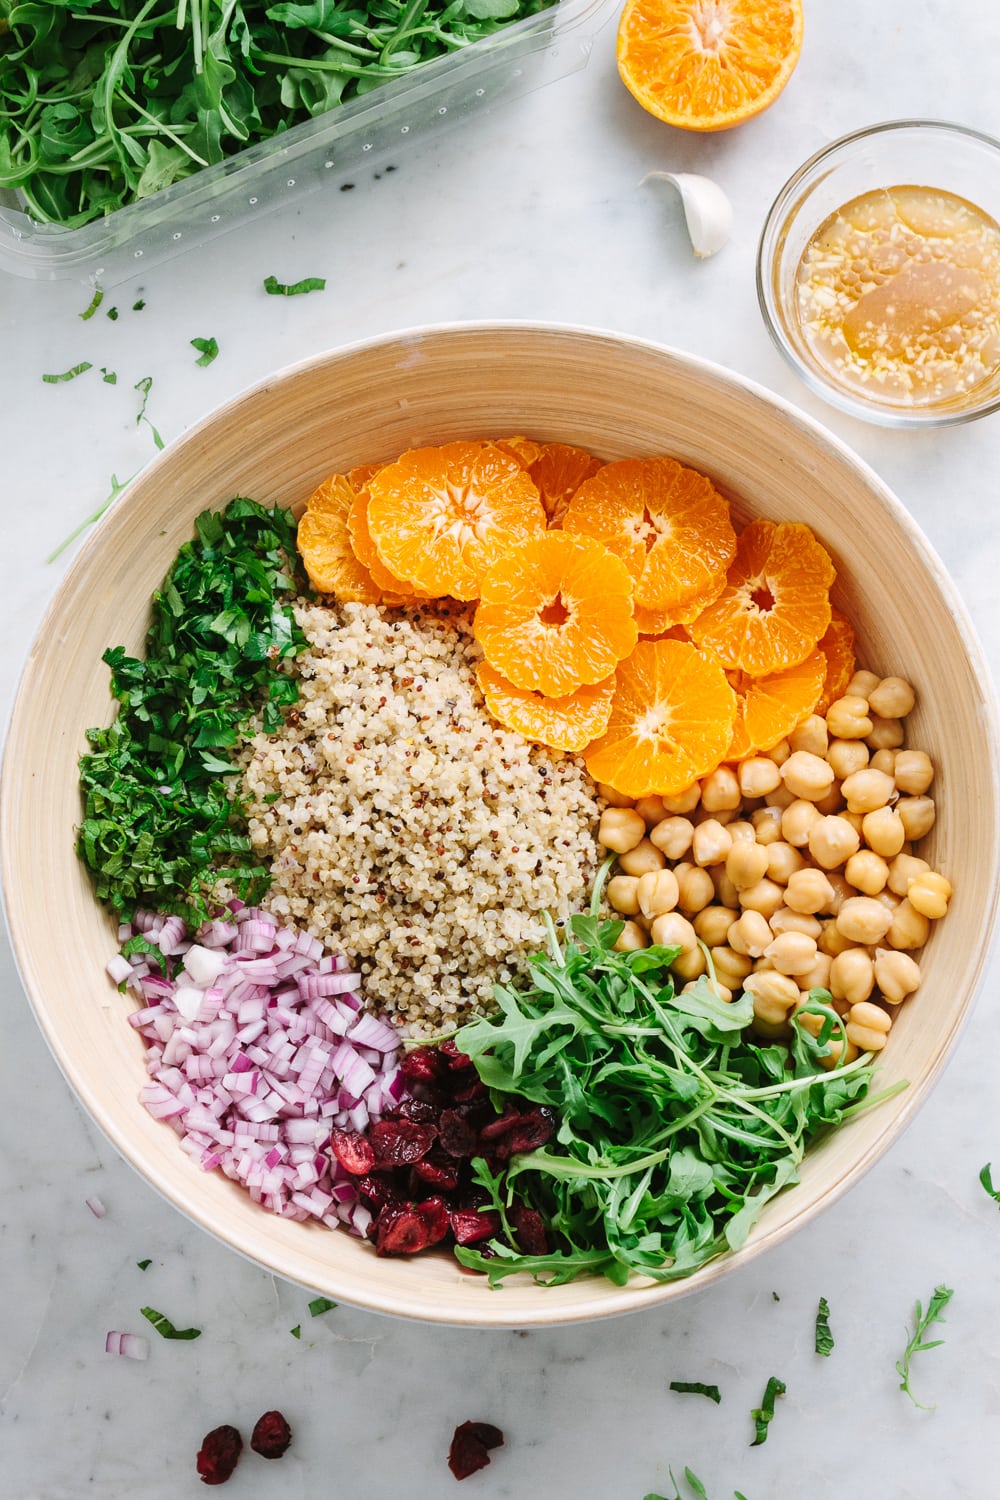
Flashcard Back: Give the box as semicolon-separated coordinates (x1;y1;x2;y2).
794;184;1000;408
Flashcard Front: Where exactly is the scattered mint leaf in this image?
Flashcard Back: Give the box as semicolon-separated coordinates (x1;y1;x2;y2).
136;1259;152;1271
896;1284;954;1409
308;1297;337;1316
815;1296;834;1357
80;286;104;320
191;336;219;367
669;1381;721;1404
749;1376;785;1446
264;274;326;296
42;362;92;383
140;1306;201;1340
980;1163;1000;1206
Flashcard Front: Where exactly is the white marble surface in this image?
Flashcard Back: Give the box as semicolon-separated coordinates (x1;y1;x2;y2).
3;3;1000;1496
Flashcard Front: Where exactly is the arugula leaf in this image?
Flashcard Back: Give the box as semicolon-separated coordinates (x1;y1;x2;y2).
669;1381;721;1404
749;1376;785;1446
815;1295;834;1356
308;1297;337;1316
140;1306;201;1340
42;362;92;383
980;1162;1000;1206
191;336;219;366
896;1284;954;1409
263;274;327;296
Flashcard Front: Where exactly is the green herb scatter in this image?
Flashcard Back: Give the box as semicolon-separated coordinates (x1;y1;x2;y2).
979;1162;1000;1206
49;470;138;563
669;1381;721;1404
136;1258;152;1270
453;871;881;1287
140;1306;201;1340
290;1324;302;1339
77;498;306;923
42;362;92;384
643;1469;708;1500
308;1297;337;1316
896;1284;954;1409
264;275;326;297
749;1376;785;1446
814;1295;834;1356
80;287;104;320
191;336;219;366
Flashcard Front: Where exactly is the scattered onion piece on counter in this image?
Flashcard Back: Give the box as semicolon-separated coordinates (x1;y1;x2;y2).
85;1195;107;1218
105;1331;149;1361
117;901;405;1235
640;171;733;258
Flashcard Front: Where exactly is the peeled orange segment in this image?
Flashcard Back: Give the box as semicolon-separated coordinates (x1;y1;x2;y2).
725;648;827;760
816;608;857;714
688;518;835;677
634;603;693;638
366;441;546;602
616;0;804;133
474;531;638;698
583;638;737;798
347;480;429;600
477;662;616;753
496;434;545;467
296;475;384;603
529;443;604;527
563;456;736;615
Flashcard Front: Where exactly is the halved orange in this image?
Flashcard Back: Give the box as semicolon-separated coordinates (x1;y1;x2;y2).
616;0;804;133
724;648;826;761
474;531;638;697
583;638;736;797
296;474;384;603
366;441;546;601
563;456;736;614
688;518;835;676
816;609;857;715
477;662;615;752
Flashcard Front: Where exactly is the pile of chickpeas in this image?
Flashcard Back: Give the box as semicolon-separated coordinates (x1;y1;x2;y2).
597;670;951;1068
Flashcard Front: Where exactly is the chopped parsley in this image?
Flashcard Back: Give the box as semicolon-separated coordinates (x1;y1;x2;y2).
669;1381;721;1404
264;275;326;297
191;336;219;367
48;470;137;563
140;1306;201;1340
80;287;104;320
107;306;119;321
979;1162;1000;1206
100;368;117;384
42;362;92;383
136;1259;152;1271
643;1470;708;1500
750;1376;785;1446
133;300;146;312
896;1284;954;1409
308;1297;338;1317
290;1324;302;1339
814;1296;834;1357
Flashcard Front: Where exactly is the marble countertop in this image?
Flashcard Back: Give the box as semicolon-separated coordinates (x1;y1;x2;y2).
3;3;1000;1496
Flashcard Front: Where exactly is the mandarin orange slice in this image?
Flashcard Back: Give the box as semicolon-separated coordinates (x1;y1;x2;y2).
816;609;857;715
563;456;736;615
583;638;736;798
366;441;546;601
296;474;385;603
724;649;827;760
528;443;604;527
477;662;615;753
347;474;429;601
474;531;637;698
688;518;835;676
616;0;804;133
496;434;544;467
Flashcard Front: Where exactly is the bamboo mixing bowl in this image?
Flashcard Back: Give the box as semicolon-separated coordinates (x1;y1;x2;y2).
3;323;998;1326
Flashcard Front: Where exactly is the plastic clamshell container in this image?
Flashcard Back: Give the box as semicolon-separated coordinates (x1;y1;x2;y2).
0;0;603;284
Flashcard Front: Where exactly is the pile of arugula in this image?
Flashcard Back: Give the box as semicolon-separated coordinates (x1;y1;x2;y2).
0;0;553;227
77;498;305;923
455;874;897;1286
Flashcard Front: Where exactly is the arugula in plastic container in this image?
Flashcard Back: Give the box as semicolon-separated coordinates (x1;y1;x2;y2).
454;864;900;1287
0;0;554;228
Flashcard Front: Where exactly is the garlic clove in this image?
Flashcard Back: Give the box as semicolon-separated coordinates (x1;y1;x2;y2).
640;171;733;258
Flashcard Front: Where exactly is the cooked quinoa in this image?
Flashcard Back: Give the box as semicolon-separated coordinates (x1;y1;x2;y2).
241;600;602;1028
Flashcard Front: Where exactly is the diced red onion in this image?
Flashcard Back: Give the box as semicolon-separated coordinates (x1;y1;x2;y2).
106;1331;149;1360
85;1195;107;1218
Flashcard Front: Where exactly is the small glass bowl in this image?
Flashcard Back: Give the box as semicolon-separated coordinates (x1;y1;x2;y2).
757;119;1000;427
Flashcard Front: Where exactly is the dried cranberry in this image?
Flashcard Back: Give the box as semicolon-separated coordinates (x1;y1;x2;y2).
370;1118;437;1167
440;1038;475;1070
438;1108;479;1158
354;1172;402;1209
494;1109;555;1160
412;1155;461;1191
196;1425;243;1486
451;1077;488;1105
397;1096;441;1124
330;1128;376;1175
447;1420;504;1480
450;1208;502;1246
400;1046;445;1084
250;1410;292;1460
479;1111;521;1143
415;1194;451;1245
376;1205;434;1255
509;1204;548;1256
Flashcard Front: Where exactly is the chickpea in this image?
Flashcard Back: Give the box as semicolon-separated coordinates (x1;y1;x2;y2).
788;714;829;757
650;911;698;951
818;919;856;958
874;948;922;1004
782;799;822;848
846;669;880;699
751;806;784;846
728;910;773;958
780;750;836;802
710;946;753;989
727;819;757;844
614;920;649;952
784;867;837;915
907;871;952;919
798;952;833;992
764;785;797;810
819;1037;861;1070
649;816;695;861
693;905;739;948
764;930;819;976
824;871;853;917
661;783;701;815
825;695;874;740
841;767;895;815
869;749;897;776
673;863;716;914
830;947;875;1004
813;782;845;816
769;739;792;766
868;676;916;719
711;867;741;911
634;795;667;828
846;1001;892;1052
808;815;861;870
617;838;667;876
826;738;870;779
836;896;894;944
738;756;782;798
636;869;680;921
598;807;645;853
844;849;889;896
607;875;641;916
886;898;930;951
768;908;822;939
893;750;935;796
597;782;634;808
866;715;905;752
700;766;741;812
726;840;770;890
766;840;806;885
861;806;906;859
683;977;732;1004
887;852;930;898
745;970;801;1024
671;945;707;981
896;795;936;841
874;888;901;915
738;878;786;920
692;819;733;867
